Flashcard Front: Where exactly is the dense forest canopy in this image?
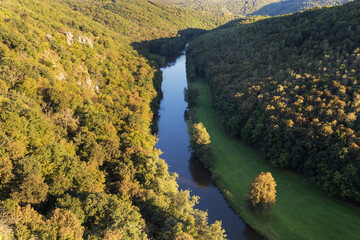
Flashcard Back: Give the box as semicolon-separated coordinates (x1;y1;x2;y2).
187;0;360;203
251;0;351;16
0;0;230;239
152;0;350;16
61;0;234;41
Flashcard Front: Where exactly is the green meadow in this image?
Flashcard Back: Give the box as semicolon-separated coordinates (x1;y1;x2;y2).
189;79;360;240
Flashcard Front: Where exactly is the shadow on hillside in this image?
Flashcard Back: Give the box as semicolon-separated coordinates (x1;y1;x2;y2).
251;0;350;16
251;0;298;16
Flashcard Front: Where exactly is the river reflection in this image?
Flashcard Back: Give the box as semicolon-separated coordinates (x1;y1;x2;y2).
188;154;214;188
156;51;263;240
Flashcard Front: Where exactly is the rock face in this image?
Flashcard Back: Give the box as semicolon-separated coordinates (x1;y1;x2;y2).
65;32;93;47
85;77;92;88
94;85;100;94
65;32;74;45
78;35;93;48
46;33;53;39
55;72;67;81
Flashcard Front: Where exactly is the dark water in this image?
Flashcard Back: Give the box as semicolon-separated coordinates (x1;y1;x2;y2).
156;52;263;240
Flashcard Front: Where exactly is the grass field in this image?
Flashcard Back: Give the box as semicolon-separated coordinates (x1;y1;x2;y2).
189;79;360;240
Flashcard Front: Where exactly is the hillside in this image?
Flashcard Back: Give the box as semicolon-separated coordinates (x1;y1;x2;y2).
187;0;360;203
62;0;233;41
0;0;229;239
252;0;351;16
151;0;279;16
152;0;350;16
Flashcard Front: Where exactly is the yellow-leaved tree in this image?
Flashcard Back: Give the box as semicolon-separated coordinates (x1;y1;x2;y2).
246;172;277;212
191;122;211;146
190;122;212;167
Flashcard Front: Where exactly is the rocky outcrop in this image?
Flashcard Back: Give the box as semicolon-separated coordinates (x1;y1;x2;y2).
65;31;93;47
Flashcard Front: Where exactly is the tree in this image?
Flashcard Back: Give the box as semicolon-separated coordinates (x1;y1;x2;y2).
190;122;212;166
47;209;84;240
246;172;277;211
0;207;15;240
0;156;13;189
191;122;211;146
14;174;49;205
184;87;199;107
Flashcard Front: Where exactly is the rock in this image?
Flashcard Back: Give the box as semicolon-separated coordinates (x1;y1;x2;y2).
94;86;99;94
45;34;53;40
56;72;67;81
78;35;93;48
85;77;92;88
66;32;74;45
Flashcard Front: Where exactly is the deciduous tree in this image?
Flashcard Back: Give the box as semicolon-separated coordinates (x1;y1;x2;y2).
247;172;277;211
190;122;212;166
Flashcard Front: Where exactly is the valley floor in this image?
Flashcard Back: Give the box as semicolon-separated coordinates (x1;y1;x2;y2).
189;79;360;240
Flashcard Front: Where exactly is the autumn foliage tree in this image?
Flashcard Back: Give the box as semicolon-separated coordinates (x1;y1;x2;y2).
247;172;277;211
191;122;211;146
190;122;212;166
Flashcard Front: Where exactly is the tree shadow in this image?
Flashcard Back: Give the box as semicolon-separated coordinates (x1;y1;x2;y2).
188;153;214;188
244;224;265;240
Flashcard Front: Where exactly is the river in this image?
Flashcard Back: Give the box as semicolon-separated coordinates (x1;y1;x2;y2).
155;51;263;240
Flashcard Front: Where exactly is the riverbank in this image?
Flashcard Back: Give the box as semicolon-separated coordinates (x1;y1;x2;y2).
187;78;360;240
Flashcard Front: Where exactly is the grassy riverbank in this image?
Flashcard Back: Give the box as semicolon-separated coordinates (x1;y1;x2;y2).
188;79;360;240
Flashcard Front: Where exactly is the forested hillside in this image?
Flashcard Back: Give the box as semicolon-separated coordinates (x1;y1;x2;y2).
0;0;228;239
251;0;351;16
152;0;350;16
187;0;360;203
62;0;232;41
151;0;278;16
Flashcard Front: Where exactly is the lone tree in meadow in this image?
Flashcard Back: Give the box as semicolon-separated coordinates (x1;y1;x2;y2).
246;172;277;212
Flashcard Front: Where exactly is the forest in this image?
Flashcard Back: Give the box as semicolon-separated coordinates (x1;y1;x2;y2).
0;0;233;239
250;0;350;16
187;0;360;203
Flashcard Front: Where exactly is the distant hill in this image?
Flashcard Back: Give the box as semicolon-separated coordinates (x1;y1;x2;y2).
187;0;360;202
151;0;279;16
152;0;351;16
252;0;352;16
